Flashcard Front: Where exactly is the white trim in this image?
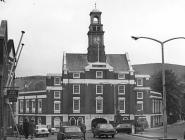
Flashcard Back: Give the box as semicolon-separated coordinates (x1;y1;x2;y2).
115;71;129;74
150;95;162;99
137;78;143;86
118;97;125;113
54;77;61;85
73;84;80;94
118;85;125;95
73;97;80;113
85;62;113;71
18;95;47;99
96;71;103;79
31;99;35;113
96;96;103;113
19;100;23;113
54;91;61;99
63;79;135;85
96;85;103;94
134;87;151;90
54;101;61;113
26;100;29;113
38;99;42;113
137;101;143;111
118;73;125;79
19;90;46;94
137;92;143;99
135;74;150;78
46;86;62;90
150;91;161;95
125;52;134;72
73;72;80;79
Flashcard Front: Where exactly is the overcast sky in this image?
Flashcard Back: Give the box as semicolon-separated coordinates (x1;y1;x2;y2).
1;0;185;77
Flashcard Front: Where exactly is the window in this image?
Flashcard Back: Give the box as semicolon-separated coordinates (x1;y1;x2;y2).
93;17;98;24
96;85;103;94
137;92;143;99
137;78;143;86
96;71;103;78
118;85;125;94
118;97;125;113
96;96;103;113
73;72;80;78
54;101;61;113
38;99;42;113
54;91;61;99
137;101;143;111
26;100;29;113
19;100;23;113
32;99;35;113
73;84;80;94
118;73;125;79
73;97;80;113
54;77;61;85
19;116;23;124
38;117;42;124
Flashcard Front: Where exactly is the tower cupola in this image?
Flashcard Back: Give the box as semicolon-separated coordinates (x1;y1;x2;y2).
87;7;106;62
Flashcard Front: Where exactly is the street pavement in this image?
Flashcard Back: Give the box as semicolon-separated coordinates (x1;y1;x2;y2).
7;121;185;140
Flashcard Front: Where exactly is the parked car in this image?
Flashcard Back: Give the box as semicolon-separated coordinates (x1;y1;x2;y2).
57;126;84;140
115;123;132;134
34;125;50;137
51;127;57;135
92;123;116;138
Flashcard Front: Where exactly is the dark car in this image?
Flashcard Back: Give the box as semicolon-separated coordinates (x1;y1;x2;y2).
57;126;84;140
92;123;116;138
115;123;132;134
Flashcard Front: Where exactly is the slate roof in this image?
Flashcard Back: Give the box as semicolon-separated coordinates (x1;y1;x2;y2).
66;53;130;72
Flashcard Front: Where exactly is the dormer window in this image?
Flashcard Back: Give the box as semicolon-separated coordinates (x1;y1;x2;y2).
73;72;80;79
96;71;103;79
137;78;143;86
54;77;61;85
118;73;125;79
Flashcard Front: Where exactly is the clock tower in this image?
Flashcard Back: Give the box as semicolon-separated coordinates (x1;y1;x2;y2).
87;8;106;62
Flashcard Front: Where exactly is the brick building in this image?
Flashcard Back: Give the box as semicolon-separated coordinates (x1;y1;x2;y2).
17;8;162;130
0;20;16;139
61;8;163;129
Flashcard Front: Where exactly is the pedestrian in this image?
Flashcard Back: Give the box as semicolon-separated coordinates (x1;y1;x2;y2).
29;120;35;139
23;118;29;139
79;122;86;140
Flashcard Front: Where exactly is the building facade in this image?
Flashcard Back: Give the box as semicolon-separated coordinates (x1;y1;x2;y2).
17;8;162;130
61;8;163;130
0;20;16;139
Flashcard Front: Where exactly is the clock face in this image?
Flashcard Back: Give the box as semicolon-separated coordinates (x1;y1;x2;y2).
93;36;100;44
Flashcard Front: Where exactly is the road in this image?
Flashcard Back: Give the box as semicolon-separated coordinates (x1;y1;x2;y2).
19;132;152;140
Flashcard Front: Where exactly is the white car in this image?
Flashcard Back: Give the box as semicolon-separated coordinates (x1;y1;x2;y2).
35;125;50;137
51;127;57;135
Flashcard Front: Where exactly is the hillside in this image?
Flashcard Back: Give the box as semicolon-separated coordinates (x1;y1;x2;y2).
133;63;185;80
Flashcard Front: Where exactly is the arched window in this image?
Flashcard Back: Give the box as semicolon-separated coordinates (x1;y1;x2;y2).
93;17;98;24
77;117;83;126
54;117;61;127
38;117;42;124
70;117;76;126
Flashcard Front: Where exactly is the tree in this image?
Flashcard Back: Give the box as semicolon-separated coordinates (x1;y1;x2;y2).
151;69;184;123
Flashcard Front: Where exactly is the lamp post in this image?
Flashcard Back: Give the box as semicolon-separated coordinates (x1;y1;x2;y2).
131;36;185;138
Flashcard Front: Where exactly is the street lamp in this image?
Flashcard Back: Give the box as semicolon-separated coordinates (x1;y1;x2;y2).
131;36;185;138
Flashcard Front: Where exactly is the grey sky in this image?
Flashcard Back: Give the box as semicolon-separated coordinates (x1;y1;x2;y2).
1;0;185;77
